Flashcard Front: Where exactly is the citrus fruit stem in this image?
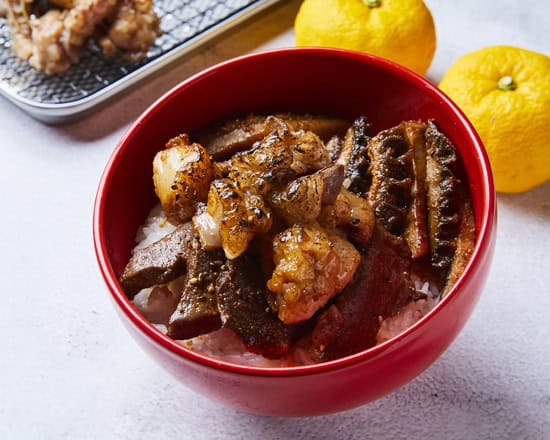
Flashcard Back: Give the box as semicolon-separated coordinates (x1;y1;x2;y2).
363;0;381;8
498;76;516;91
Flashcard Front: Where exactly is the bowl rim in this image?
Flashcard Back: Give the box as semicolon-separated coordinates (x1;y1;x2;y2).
93;46;496;378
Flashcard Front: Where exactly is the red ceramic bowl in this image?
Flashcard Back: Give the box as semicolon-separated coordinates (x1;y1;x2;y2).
93;47;496;416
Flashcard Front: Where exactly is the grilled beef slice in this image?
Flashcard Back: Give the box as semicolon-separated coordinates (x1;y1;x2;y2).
166;243;225;340
119;223;195;298
215;254;301;358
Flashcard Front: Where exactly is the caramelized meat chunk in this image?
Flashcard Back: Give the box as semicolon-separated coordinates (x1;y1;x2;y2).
229;124;331;194
267;225;360;324
199;178;272;260
270;164;344;225
319;188;375;248
119;223;194;298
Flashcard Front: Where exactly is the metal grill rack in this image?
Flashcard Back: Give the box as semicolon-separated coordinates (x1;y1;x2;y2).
0;0;280;123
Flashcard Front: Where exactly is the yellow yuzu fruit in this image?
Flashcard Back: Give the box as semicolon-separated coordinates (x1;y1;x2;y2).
294;0;436;75
439;46;550;193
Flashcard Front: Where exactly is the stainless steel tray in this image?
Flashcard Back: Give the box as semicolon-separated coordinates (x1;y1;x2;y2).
0;0;281;124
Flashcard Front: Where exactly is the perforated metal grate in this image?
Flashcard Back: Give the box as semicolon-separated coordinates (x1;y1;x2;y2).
0;0;268;105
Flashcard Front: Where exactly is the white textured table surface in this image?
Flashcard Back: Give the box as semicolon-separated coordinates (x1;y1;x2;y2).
1;1;549;438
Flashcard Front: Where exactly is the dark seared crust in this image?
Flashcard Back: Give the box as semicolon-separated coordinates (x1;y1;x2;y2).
269;164;345;224
326;135;344;163
342;116;372;196
166;243;224;340
215;254;300;358
197;114;280;161
444;198;476;294
367;121;429;259
119;223;194;298
368;123;416;236
425;120;465;275
404;122;430;259
197;113;350;161
292;226;415;364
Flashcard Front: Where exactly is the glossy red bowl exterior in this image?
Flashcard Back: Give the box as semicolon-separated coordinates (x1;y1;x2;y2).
93;47;496;416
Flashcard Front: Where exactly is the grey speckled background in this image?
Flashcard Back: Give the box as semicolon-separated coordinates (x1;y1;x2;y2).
0;0;548;438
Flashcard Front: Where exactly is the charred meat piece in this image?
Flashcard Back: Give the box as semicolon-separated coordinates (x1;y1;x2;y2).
338;116;372;196
292;226;415;364
425;120;475;284
194;122;332;259
166;244;225;340
325;135;344;163
368;123;414;235
444;200;476;293
270;164;344;225
119;222;194;298
195;178;273;260
367;121;429;259
403;121;430;259
282;114;350;144
153;134;214;225
197;113;350;161
267;225;360;324
319;188;375;248
229;123;331;194
216;254;299;358
196;114;285;162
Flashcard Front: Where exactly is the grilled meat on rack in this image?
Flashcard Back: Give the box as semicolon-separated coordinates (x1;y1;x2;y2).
2;0;160;73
